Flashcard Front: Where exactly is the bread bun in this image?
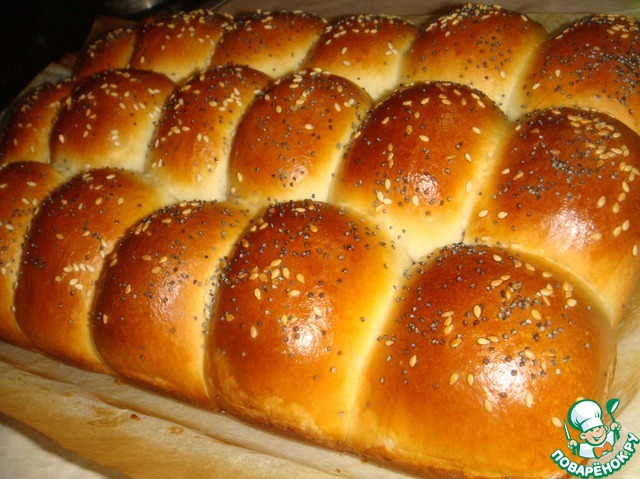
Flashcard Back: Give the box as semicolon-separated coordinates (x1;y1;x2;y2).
146;64;272;202
92;199;251;405
14;168;169;372
208;199;411;446
128;10;232;83
303;14;418;100
465;107;640;325
50;69;176;174
0;80;75;165
0;161;65;347
401;4;547;116
330;81;511;260
74;26;138;80
0;4;638;479
211;10;327;78
227;69;372;208
350;243;616;478
513;14;640;133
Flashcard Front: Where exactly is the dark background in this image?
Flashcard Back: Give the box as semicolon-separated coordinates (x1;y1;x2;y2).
0;0;207;112
0;1;101;111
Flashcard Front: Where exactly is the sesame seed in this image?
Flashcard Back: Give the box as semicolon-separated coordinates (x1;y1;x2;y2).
449;337;463;348
526;392;534;408
250;325;258;338
409;355;417;367
467;373;475;386
484;398;493;412
551;417;563;428
449;373;459;385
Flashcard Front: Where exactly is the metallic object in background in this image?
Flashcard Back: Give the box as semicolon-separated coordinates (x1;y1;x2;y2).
103;0;172;17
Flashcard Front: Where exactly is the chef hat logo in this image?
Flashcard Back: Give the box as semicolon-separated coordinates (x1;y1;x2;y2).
568;399;604;433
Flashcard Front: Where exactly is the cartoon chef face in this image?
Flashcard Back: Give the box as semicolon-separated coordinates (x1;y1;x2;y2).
581;424;608;445
568;399;607;443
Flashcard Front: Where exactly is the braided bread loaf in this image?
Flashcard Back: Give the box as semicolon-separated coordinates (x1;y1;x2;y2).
1;3;639;478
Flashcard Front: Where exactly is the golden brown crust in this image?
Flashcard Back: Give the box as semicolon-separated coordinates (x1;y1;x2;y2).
207;199;411;446
50;69;176;174
211;10;327;78
74;26;139;80
0;162;65;347
303;14;418;100
401;4;547;116
227;69;372;208
14;168;169;372
0;80;75;165
330;81;511;260
351;243;616;478
513;14;640;132
465;107;640;325
146;64;273;202
92;200;251;406
128;10;232;83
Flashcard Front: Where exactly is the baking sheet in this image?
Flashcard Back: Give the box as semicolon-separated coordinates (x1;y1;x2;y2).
1;1;639;478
